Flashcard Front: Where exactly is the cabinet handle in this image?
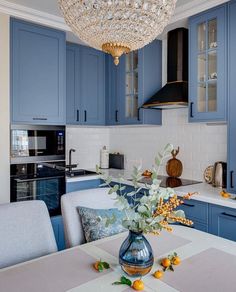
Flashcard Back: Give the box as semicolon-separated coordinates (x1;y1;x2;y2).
84;110;87;122
230;170;234;189
137;108;140;121
76;109;79;122
190;102;194;118
183;203;195;207
221;212;236;219
33;117;47;121
115;110;118;122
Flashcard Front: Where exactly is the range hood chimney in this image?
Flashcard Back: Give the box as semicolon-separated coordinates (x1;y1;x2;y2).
142;28;188;109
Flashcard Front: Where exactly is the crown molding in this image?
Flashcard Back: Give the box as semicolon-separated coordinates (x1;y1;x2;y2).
0;0;69;31
0;0;230;33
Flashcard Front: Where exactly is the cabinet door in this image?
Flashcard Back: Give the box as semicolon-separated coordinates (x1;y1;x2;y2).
189;5;227;122
81;47;105;125
209;205;236;241
11;19;66;125
105;55;120;125
228;0;236;194
66;44;81;124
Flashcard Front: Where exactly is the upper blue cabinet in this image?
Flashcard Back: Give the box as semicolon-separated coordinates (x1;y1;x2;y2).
11;18;66;125
188;5;227;122
66;43;105;125
227;0;236;194
106;40;162;125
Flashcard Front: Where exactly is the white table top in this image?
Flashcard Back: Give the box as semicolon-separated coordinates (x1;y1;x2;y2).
1;225;236;292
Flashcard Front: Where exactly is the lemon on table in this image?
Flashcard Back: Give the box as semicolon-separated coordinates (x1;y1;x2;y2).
153;270;163;279
172;256;181;265
132;279;145;291
161;258;171;268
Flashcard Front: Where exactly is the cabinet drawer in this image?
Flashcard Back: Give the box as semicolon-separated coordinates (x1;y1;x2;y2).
66;179;102;193
179;199;208;224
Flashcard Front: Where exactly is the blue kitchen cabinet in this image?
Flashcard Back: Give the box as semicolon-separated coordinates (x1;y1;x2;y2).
209;204;236;241
178;199;208;232
66;43;105;125
51;215;65;251
66;44;81;124
11;18;66;125
227;0;236;194
106;40;162;125
66;179;102;193
188;4;227;122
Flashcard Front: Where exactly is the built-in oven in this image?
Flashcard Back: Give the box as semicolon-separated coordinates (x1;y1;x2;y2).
10;125;65;164
10;161;65;216
10;125;66;215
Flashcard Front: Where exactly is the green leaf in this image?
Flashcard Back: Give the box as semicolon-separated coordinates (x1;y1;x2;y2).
112;282;123;285
102;262;110;269
169;265;174;272
120;276;132;286
98;262;103;272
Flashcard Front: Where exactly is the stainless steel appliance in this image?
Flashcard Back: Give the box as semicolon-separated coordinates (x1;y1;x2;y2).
10;125;65;164
10;162;65;216
212;162;227;188
10;125;66;215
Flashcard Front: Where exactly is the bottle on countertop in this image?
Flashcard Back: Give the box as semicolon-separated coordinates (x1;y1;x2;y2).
100;146;109;169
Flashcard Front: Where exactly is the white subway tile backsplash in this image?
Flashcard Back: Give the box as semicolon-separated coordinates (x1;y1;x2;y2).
67;108;227;181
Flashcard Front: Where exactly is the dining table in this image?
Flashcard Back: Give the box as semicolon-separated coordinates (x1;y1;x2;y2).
1;225;236;292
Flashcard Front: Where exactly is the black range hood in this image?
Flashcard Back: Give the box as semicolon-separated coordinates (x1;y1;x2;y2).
142;28;188;109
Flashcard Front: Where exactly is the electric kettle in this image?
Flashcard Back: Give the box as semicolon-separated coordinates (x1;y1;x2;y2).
212;162;227;188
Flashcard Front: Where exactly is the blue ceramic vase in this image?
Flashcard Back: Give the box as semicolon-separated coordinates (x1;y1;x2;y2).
119;230;154;277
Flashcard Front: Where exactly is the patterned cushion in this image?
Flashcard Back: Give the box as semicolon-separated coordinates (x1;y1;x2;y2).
77;207;126;242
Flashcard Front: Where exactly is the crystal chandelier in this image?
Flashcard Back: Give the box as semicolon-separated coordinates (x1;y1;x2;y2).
59;0;177;65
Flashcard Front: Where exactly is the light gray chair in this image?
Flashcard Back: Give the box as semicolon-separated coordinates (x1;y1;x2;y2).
61;188;116;248
0;200;58;269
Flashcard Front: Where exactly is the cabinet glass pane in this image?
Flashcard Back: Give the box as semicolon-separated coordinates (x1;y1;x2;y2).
126;73;132;94
208;18;217;49
198;54;206;82
198;22;206;51
208;51;217;80
126;54;132;72
197;84;206;112
133;72;138;95
125;95;138;118
133;51;138;71
208;82;217;112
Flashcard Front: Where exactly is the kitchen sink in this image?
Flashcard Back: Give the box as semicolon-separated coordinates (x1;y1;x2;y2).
66;169;97;177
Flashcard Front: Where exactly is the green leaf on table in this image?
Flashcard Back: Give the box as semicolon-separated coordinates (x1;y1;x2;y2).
102;262;110;269
98;262;103;272
112;276;132;287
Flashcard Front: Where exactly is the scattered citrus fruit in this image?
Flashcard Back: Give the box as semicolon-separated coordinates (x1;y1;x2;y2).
132;279;145;291
161;258;171;268
220;190;231;198
93;261;100;271
153;270;163;279
172;256;181;265
93;260;110;272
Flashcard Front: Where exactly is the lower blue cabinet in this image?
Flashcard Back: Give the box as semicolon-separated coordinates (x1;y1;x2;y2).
209;204;236;241
51;215;65;251
66;179;102;193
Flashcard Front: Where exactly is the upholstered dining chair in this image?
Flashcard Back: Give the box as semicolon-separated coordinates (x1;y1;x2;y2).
61;188;116;248
0;200;58;269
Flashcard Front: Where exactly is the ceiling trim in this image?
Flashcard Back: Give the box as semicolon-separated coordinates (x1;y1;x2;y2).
0;0;69;30
0;0;230;32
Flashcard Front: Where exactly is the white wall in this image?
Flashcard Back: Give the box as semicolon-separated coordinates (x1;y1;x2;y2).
67;109;227;181
0;13;10;203
66;126;110;169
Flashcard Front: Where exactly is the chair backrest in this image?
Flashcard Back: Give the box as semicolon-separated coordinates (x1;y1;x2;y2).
0;201;58;269
61;188;116;247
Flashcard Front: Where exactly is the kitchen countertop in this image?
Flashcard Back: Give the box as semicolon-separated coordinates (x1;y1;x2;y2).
66;168;236;209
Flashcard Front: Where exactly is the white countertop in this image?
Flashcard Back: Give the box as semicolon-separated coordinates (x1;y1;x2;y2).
66;168;236;209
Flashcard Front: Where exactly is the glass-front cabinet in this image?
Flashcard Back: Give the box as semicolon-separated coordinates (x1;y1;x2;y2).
189;5;227;122
107;40;162;125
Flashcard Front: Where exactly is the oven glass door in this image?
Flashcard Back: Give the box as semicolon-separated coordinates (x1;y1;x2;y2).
11;129;65;158
11;176;65;216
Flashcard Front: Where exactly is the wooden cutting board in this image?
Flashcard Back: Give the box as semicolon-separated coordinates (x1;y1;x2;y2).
166;147;183;178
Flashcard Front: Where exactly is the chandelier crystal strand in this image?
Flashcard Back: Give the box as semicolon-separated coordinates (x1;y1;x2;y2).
59;0;177;65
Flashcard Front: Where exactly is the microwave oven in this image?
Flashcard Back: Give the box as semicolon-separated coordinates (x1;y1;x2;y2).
10;125;65;164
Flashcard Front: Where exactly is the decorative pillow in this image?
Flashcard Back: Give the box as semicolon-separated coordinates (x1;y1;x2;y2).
77;207;126;242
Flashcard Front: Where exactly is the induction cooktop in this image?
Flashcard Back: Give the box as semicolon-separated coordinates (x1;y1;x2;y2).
138;175;202;188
